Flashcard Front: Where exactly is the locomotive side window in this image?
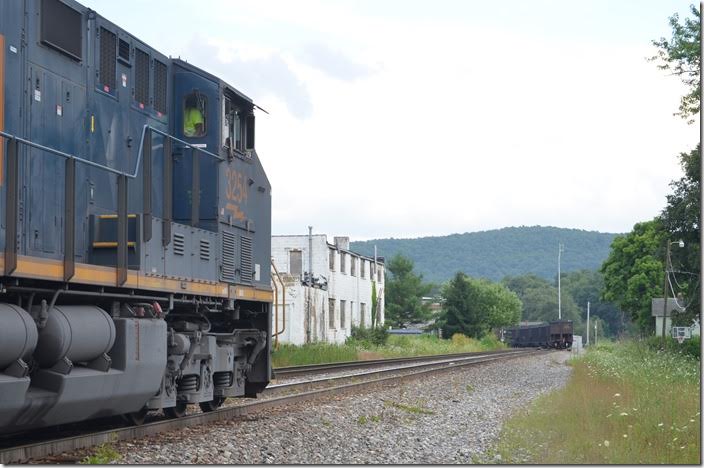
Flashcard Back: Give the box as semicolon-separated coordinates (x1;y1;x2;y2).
183;92;206;137
98;27;117;93
40;0;82;61
245;114;255;150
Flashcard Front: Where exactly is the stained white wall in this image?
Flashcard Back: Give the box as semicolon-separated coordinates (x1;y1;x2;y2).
271;234;385;345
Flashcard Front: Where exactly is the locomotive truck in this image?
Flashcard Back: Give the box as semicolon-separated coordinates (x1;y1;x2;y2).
0;0;273;432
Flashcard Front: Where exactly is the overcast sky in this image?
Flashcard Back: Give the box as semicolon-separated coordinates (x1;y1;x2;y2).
82;0;699;240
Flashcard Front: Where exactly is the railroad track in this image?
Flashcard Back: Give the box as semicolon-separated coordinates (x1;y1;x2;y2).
272;348;524;378
0;348;543;463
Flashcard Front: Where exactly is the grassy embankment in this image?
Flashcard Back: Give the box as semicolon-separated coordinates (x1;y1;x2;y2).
494;339;700;464
271;333;506;368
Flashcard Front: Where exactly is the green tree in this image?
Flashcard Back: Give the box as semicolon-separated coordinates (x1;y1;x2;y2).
438;272;522;338
561;269;626;337
502;274;582;328
660;145;701;325
600;219;665;333
651;4;701;122
384;254;433;327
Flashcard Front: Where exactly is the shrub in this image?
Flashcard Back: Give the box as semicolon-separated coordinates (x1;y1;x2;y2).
348;326;389;347
644;335;700;359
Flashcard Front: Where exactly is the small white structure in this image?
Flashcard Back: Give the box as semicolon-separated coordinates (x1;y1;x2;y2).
571;335;584;354
271;233;385;345
651;298;686;337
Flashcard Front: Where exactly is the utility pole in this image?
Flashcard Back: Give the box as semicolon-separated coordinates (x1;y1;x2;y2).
558;242;564;320
594;321;598;346
306;226;313;343
661;239;670;346
586;301;590;346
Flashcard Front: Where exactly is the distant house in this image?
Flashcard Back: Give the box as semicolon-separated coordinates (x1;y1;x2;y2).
651;298;686;337
271;234;385;345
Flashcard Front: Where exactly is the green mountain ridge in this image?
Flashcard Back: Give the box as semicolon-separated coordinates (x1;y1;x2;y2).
350;226;621;284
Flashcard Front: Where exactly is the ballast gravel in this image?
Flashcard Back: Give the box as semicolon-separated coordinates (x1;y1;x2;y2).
75;351;573;464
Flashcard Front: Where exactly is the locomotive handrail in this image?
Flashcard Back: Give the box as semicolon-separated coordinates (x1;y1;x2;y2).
0;125;224;181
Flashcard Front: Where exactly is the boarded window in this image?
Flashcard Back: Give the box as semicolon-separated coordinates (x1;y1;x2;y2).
41;0;82;61
378;268;382;282
289;250;302;276
153;60;167;115
340;253;346;274
350;257;356;277
360;303;366;327
360;260;365;278
350;301;355;325
329;249;335;271
134;48;150;108
329;298;336;328
340;300;346;328
99;27;116;92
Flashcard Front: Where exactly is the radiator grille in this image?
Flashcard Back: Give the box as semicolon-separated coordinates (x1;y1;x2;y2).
135;48;150;107
173;232;185;256
240;236;253;284
199;239;211;261
153;60;167;114
220;231;236;283
118;38;130;62
99;27;116;92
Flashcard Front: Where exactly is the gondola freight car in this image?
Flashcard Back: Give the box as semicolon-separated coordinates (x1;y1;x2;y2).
0;0;273;432
502;320;573;349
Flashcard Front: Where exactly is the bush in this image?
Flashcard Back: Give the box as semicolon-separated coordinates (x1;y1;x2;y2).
644;335;700;359
348;326;389;346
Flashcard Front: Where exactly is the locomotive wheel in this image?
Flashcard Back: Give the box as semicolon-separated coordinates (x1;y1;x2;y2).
164;402;188;418
124;407;148;426
199;397;225;413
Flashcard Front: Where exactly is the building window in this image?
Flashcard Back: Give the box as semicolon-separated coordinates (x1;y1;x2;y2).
184;92;207;137
350;301;355;325
329;298;336;328
378;268;382;282
361;260;365;279
361;303;366;327
329;249;335;271
340;300;346;327
340;253;346;274
289;250;302;276
350;257;356;277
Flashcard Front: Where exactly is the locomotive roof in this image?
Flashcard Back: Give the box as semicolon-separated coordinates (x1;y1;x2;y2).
171;58;255;107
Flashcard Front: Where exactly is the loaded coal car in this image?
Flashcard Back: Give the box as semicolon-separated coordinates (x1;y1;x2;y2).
0;0;273;432
502;320;573;349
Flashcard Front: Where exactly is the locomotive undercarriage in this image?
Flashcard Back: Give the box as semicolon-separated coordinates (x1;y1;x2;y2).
0;277;269;434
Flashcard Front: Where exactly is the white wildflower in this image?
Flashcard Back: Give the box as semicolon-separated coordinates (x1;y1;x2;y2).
619;412;629;416
614;393;621;397
658;423;664;427
623;434;628;438
604;440;610;447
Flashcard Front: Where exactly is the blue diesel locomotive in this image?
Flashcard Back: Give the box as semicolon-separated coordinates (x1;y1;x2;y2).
0;0;273;431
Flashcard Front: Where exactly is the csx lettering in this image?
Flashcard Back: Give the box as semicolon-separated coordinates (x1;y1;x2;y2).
225;168;248;203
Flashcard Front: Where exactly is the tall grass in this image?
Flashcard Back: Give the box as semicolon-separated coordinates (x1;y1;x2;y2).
271;333;506;368
496;341;701;464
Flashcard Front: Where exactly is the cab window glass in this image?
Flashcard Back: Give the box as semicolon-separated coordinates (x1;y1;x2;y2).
183;92;206;137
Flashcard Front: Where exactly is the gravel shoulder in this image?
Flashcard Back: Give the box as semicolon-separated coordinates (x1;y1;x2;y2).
52;350;573;464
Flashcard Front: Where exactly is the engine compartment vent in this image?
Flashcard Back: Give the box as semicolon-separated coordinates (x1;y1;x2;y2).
240;236;253;284
173;232;185;256
220;231;236;283
199;239;211;261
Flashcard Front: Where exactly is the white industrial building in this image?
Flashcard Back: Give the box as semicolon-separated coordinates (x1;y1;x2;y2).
271;233;385;345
